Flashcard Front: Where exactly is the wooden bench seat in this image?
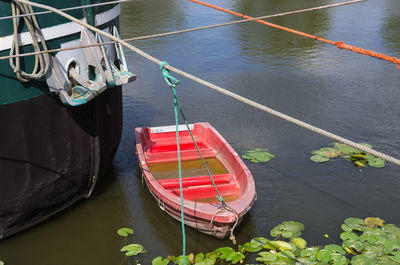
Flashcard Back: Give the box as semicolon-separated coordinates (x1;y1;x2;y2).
158;174;232;189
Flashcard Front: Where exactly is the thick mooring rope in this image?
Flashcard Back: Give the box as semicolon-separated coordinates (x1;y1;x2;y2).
14;0;400;167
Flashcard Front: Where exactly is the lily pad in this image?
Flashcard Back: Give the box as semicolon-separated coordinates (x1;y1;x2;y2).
351;254;378;265
117;227;134;237
324;244;346;255
344;217;366;231
152;257;170;265
270;221;305;239
310;155;330;163
242;148;275;163
365;155;385;168
225;252;245;264
341;231;359;241
216;247;234;260
291;238;307;249
256;251;278;263
120;244;144;256
365;217;385;229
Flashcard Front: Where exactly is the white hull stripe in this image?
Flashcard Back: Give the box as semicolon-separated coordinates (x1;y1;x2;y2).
0;4;120;52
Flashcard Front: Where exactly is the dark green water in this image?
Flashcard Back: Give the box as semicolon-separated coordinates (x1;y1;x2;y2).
1;0;400;264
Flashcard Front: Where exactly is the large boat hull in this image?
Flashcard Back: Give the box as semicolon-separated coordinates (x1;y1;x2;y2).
0;0;124;238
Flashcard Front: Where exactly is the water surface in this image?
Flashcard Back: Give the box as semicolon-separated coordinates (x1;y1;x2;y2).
1;0;400;264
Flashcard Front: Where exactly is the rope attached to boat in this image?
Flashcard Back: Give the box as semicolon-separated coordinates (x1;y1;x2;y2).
9;0;49;82
160;62;227;205
160;62;186;265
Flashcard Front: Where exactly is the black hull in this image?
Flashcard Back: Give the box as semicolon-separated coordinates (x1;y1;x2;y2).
0;87;122;239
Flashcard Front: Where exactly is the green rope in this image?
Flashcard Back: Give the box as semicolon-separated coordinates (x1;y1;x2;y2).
160;61;227;205
160;62;228;263
160;61;186;265
175;98;227;206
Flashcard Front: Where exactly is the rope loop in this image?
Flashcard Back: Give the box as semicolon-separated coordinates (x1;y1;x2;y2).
160;61;180;88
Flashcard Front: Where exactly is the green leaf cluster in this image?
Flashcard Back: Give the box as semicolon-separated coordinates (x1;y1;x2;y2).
241;148;275;163
311;142;385;168
145;217;400;265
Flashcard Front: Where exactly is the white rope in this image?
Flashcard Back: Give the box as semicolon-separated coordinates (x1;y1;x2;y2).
0;0;133;20
14;0;400;167
0;0;366;61
9;0;49;82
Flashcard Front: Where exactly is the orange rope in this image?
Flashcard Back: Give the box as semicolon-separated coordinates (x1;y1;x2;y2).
190;0;400;68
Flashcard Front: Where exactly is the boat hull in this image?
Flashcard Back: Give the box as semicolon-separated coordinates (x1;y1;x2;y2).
0;0;124;239
0;86;122;239
135;123;256;239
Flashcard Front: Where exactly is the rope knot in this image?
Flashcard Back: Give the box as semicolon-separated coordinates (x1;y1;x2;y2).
335;41;345;49
160;61;180;88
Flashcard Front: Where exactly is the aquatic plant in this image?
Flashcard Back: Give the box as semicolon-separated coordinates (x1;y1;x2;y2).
0;260;4;265
241;148;275;163
148;216;400;264
117;227;145;265
311;142;385;168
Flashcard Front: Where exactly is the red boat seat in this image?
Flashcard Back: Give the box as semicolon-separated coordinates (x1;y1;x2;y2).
169;182;240;201
158;174;232;189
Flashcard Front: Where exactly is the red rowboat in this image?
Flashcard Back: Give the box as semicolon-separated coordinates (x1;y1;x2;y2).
135;122;256;239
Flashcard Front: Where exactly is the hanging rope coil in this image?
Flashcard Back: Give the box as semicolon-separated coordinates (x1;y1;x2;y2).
9;0;49;82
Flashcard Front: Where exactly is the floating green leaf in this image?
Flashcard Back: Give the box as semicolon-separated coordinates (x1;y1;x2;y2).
205;251;219;263
225;252;245;264
174;255;190;265
310;155;330;163
324;244;346;255
343;240;364;252
0;260;4;265
270;221;305;239
120;244;144;256
331;253;349;265
344;217;366;231
152;256;170;265
341;231;359;241
301;248;318;261
117;227;134;237
195;259;215;265
256;251;278;262
242;241;263;252
316;250;332;263
241;148;275;163
365;217;385;229
268;240;293;251
216;247;234;260
351;253;378;265
291;237;307;249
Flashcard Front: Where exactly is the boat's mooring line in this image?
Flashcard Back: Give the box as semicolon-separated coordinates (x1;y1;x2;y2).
14;0;400;168
190;0;400;68
0;0;366;61
0;0;133;20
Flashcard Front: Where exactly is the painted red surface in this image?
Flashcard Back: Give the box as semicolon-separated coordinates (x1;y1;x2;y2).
135;122;256;238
